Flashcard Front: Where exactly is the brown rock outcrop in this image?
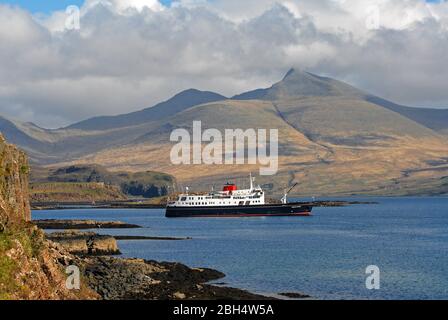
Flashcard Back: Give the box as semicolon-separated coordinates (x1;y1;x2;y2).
0;134;30;230
46;231;120;255
2;227;98;300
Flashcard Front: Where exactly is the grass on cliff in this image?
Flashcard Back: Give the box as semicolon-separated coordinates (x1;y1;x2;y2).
0;232;17;299
0;226;44;299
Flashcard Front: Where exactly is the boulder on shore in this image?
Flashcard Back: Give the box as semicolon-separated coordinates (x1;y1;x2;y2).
46;231;121;256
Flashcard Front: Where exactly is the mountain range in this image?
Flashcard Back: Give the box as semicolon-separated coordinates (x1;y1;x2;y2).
1;68;448;196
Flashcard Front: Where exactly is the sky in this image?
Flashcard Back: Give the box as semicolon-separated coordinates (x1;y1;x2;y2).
0;0;448;128
0;0;441;13
0;0;173;13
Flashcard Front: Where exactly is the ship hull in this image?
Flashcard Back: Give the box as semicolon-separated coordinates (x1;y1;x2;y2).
165;203;312;218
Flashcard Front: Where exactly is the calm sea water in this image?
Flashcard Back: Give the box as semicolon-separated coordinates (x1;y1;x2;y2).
32;197;448;300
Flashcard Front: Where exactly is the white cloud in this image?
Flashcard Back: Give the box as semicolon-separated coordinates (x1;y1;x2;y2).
85;0;164;13
0;1;448;128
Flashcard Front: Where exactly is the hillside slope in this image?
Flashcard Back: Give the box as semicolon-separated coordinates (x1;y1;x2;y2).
31;164;178;199
29;182;127;203
66;96;448;196
365;95;448;134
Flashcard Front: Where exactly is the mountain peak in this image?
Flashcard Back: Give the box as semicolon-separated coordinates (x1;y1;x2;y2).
67;88;227;131
167;88;227;106
283;68;296;79
175;88;201;96
282;67;309;80
233;68;365;101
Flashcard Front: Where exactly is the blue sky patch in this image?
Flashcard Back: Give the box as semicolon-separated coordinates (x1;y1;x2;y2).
0;0;173;13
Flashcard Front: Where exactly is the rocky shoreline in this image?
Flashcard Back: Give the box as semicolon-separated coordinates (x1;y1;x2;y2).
278;292;311;299
45;230;193;256
40;220;281;300
34;219;141;229
114;235;192;240
81;256;271;300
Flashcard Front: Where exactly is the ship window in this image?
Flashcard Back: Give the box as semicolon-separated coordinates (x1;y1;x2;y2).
181;197;187;201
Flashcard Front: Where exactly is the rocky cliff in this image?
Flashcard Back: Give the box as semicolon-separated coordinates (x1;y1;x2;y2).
0;134;30;230
0;134;98;300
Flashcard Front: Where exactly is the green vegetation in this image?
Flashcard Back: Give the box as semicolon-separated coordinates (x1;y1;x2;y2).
31;164;177;199
118;171;174;198
20;165;29;175
0;232;17;299
0;226;44;299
